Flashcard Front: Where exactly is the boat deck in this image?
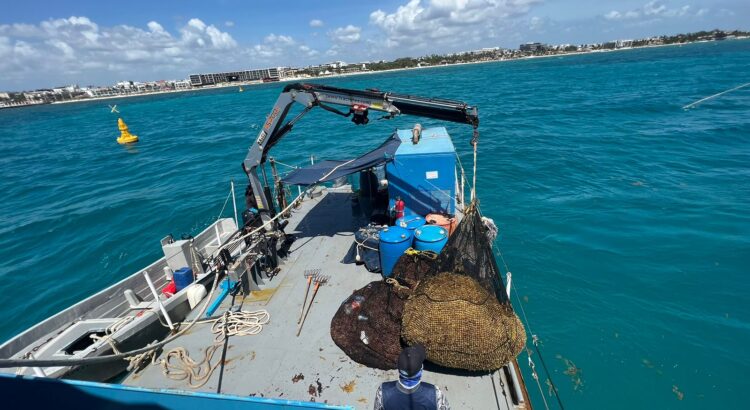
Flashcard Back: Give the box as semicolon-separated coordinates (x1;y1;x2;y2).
123;188;528;409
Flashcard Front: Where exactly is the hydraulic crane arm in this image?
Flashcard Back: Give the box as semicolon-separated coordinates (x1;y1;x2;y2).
242;82;479;213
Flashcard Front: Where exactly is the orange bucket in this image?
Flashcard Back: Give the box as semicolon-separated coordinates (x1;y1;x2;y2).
425;213;457;236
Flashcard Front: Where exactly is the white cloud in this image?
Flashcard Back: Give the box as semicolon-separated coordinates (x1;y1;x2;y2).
299;45;319;57
47;39;75;59
225;21;235;27
643;1;667;16
147;21;168;35
369;0;541;50
187;18;206;31
625;11;641;18
179;18;237;49
604;11;622;20
205;26;237;49
604;1;696;21
604;10;621;20
0;16;314;89
666;5;691;17
248;33;320;64
0;16;240;89
309;19;324;28
329;25;362;43
14;40;37;58
265;33;295;46
0;37;10;57
604;10;641;20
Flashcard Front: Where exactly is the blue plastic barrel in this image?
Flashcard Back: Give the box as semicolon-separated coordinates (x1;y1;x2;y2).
395;216;425;234
414;225;449;254
379;226;412;277
173;267;194;291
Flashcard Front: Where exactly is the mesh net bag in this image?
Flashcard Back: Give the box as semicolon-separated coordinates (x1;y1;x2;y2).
402;273;526;371
400;205;526;370
330;281;411;370
390;248;440;287
437;205;510;304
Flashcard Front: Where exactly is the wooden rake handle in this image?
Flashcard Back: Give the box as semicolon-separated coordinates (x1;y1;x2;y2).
297;275;314;324
296;282;322;337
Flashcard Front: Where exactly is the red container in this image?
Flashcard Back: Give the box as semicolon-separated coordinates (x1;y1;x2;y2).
162;281;176;298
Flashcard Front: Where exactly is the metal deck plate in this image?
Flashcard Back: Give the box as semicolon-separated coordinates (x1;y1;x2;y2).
123;189;523;409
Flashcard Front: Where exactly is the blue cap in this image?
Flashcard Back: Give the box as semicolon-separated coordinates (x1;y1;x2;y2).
396;216;425;230
380;226;412;244
414;225;447;243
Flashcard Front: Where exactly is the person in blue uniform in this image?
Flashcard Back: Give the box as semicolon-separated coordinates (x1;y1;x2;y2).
373;345;450;410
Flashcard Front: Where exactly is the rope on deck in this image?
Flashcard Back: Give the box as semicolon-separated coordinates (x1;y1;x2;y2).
160;309;269;389
210;310;270;343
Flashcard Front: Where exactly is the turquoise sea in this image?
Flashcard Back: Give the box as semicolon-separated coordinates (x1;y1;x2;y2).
1;40;748;409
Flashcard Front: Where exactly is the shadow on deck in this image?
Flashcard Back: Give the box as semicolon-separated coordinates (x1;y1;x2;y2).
291;192;368;238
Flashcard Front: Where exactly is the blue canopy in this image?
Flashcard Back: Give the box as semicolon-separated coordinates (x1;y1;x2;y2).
281;135;401;186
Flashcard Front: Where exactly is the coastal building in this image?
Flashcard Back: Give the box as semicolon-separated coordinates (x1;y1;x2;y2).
520;42;548;52
116;81;134;90
341;64;367;74
23;92;43;101
304;61;349;73
189;67;280;86
325;61;347;69
50;85;78;94
648;37;664;45
616;39;634;48
173;80;191;90
471;47;500;54
277;67;296;78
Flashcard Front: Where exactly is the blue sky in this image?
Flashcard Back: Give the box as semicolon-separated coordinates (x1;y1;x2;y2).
1;0;747;90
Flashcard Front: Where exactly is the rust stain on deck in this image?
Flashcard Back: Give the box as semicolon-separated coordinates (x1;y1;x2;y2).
245;287;279;302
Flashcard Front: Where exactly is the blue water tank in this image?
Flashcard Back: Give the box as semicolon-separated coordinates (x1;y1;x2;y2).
379;226;412;277
395;215;426;234
386;127;456;216
173;267;193;291
414;225;449;254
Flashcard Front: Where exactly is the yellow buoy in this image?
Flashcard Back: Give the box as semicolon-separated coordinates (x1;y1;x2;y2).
116;118;139;144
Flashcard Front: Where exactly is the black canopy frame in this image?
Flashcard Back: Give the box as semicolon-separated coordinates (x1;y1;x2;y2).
281;134;401;186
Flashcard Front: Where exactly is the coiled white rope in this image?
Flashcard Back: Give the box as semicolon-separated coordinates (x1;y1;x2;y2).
210;310;270;343
159;309;269;389
160;344;222;389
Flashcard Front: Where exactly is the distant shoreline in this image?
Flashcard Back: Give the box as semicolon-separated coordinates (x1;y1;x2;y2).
3;37;747;110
